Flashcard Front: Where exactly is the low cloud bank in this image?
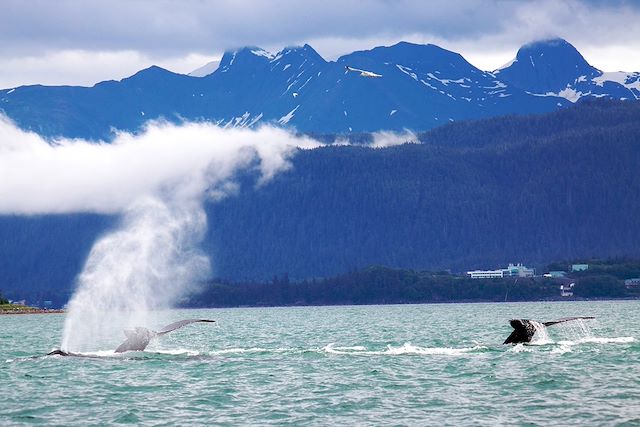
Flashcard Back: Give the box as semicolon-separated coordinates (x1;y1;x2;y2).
0;117;320;215
370;130;418;148
332;130;417;148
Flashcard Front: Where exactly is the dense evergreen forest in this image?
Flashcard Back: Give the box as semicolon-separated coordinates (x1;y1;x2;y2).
205;99;640;280
1;99;639;304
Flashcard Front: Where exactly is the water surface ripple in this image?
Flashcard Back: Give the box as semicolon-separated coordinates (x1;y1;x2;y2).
2;301;639;425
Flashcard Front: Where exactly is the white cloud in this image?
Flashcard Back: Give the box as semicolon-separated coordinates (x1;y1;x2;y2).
0;116;321;214
1;0;639;87
371;130;418;148
0;50;215;88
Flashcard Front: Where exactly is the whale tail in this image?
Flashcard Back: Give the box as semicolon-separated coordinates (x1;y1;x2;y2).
115;319;215;353
504;317;594;344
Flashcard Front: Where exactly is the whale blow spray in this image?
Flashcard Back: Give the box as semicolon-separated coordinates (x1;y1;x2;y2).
0;117;320;351
61;198;210;351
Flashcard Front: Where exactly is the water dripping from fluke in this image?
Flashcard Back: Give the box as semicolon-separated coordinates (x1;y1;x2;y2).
503;317;595;345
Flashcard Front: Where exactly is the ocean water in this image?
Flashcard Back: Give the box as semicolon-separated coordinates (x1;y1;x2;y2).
1;301;639;426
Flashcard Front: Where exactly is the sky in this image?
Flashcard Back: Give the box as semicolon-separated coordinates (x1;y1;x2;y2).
0;0;639;88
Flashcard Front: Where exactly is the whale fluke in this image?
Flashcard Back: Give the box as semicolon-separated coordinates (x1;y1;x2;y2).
156;319;216;335
504;317;594;344
47;318;216;356
115;319;215;353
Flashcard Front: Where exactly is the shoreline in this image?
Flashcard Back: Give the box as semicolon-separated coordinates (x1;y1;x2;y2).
0;308;65;315
2;296;639;315
185;295;640;309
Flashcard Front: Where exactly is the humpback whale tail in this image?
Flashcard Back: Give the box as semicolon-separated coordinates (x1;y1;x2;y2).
115;319;216;353
47;318;216;356
504;317;594;344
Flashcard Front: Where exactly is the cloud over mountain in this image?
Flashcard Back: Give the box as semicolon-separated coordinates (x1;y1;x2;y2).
1;0;639;87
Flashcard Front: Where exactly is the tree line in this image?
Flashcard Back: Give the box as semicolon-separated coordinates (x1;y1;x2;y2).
189;258;640;308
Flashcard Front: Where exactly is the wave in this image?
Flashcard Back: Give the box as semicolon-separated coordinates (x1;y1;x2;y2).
145;348;201;356
209;347;274;355
557;336;635;345
322;342;487;356
508;343;533;353
508;336;635;354
13;335;633;362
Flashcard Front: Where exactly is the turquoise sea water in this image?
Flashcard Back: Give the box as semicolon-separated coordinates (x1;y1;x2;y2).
1;301;639;425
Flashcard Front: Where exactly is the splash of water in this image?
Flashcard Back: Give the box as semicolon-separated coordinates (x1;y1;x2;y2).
559;318;593;340
530;319;597;346
322;342;486;355
61;197;209;352
529;321;552;344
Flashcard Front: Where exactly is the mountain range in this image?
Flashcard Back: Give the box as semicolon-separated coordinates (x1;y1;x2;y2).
1;38;638;139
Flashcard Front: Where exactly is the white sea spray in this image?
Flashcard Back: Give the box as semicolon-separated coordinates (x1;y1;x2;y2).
0;116;322;351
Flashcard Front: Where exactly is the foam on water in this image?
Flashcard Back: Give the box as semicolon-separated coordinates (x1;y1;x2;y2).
328;345;367;352
210;347;272;355
71;350;119;358
518;336;635;355
144;348;201;356
508;343;533;353
550;344;573;354
323;342;486;356
558;336;635;345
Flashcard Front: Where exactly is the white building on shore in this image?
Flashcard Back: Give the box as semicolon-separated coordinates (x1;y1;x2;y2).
466;263;535;279
560;283;575;297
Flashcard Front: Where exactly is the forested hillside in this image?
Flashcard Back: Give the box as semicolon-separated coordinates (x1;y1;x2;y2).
205;99;640;280
1;99;639;304
192;259;640;308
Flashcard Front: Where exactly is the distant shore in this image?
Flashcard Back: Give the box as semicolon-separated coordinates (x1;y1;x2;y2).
0;306;64;315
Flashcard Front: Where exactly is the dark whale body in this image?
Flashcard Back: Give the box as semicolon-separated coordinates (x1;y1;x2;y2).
46;349;75;356
47;319;215;356
504;317;594;344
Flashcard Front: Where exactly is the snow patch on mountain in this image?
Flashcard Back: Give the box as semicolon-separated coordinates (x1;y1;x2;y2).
594;72;640;94
221;112;264;129
278;106;299;125
549;87;585;103
251;49;275;60
495;58;517;72
396;64;418;81
189;60;220;77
